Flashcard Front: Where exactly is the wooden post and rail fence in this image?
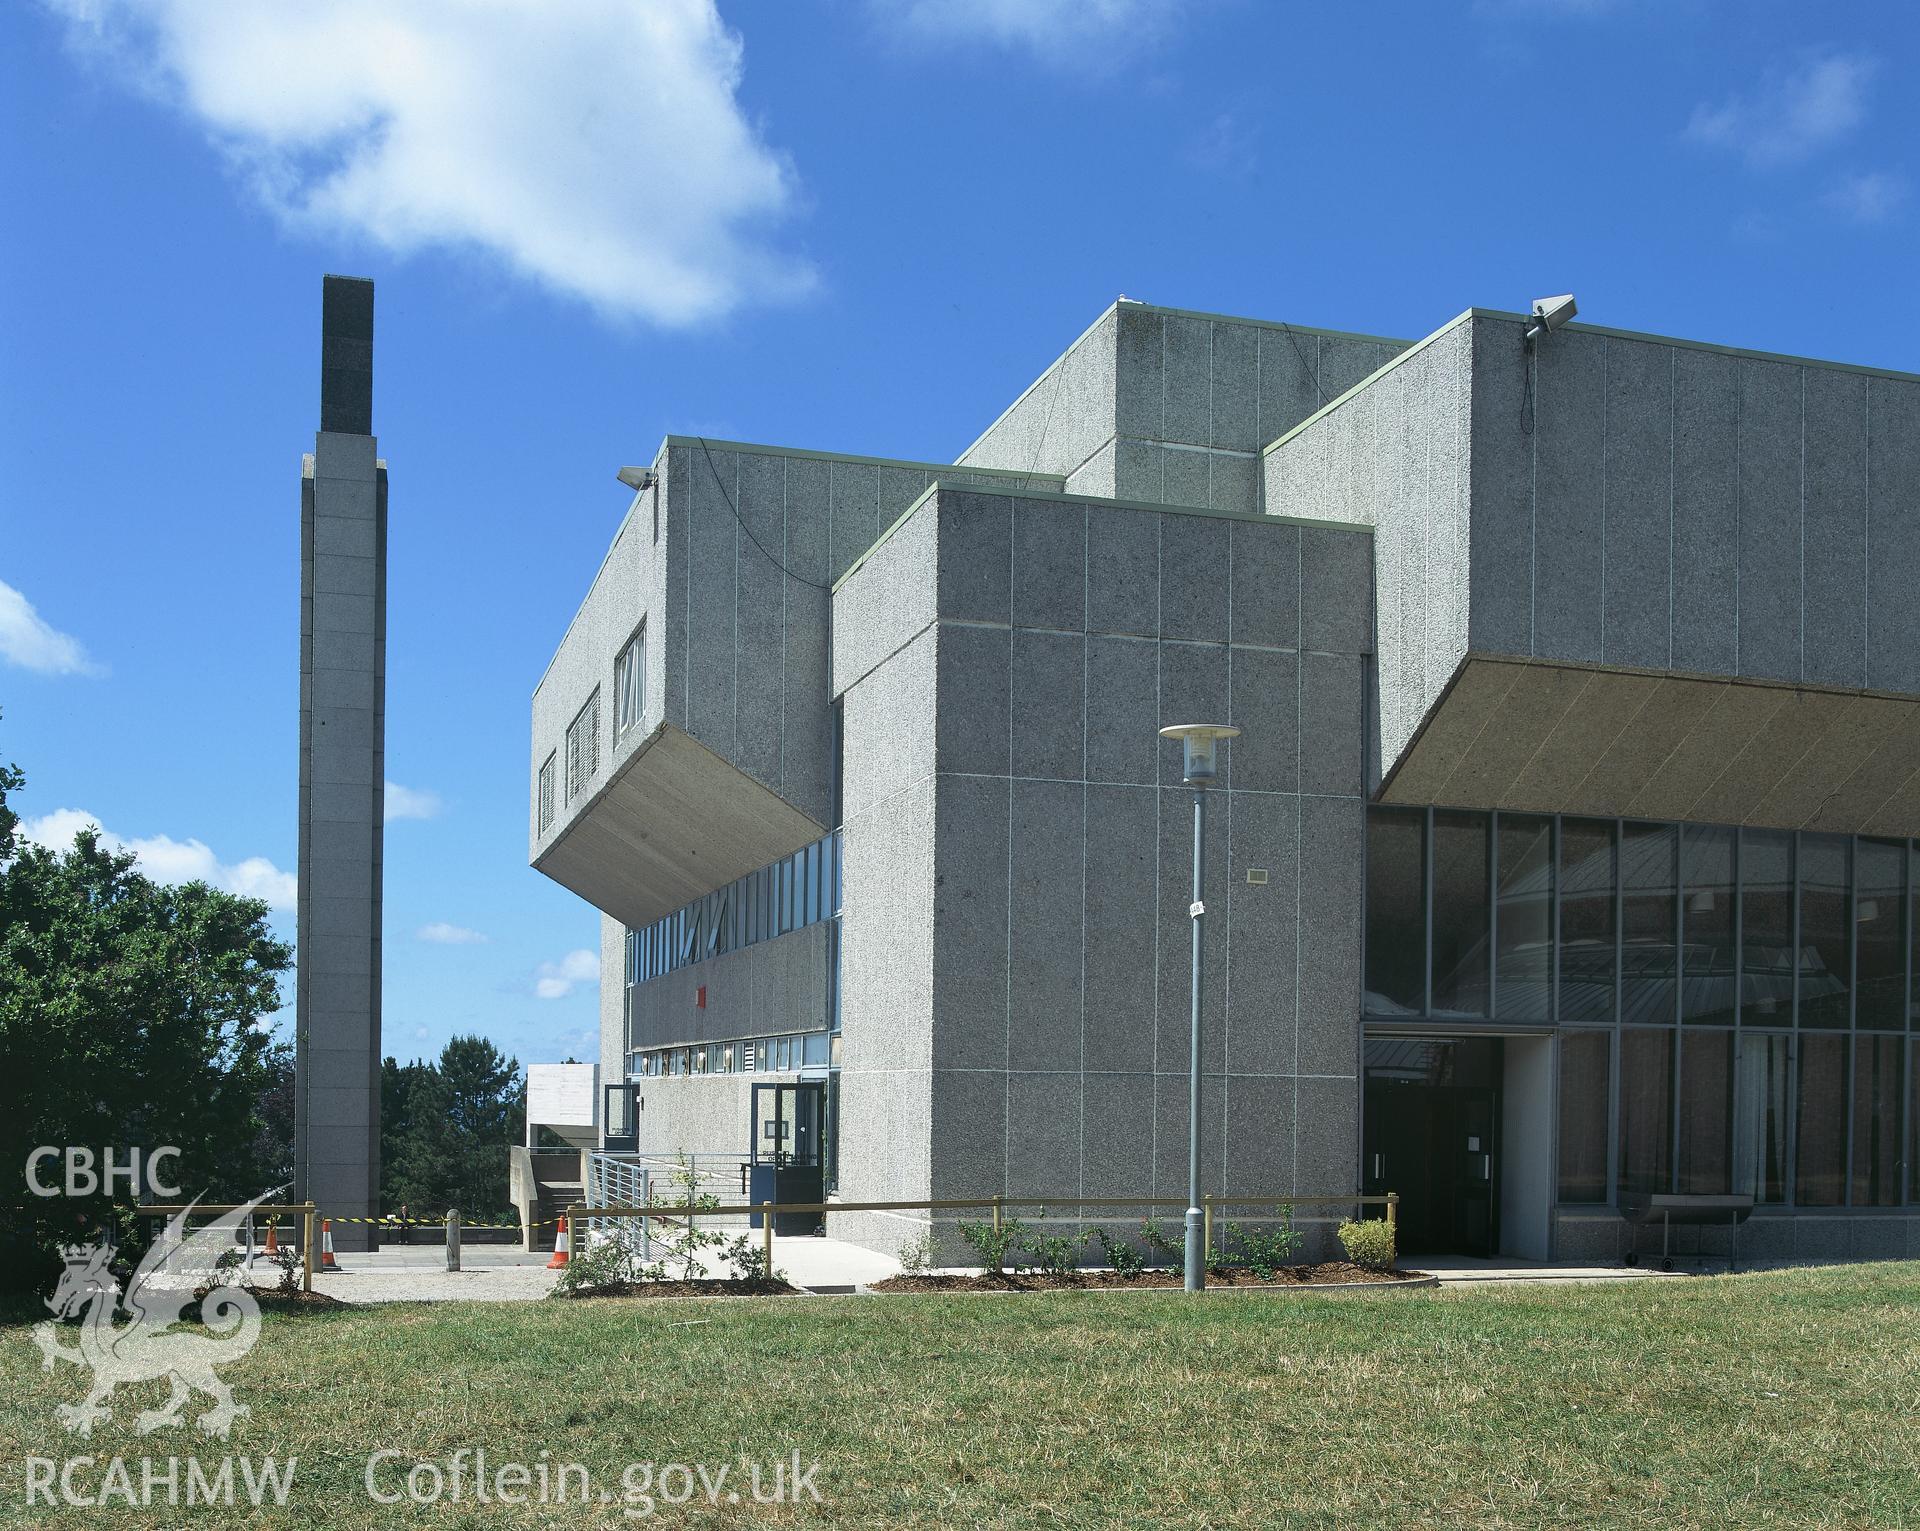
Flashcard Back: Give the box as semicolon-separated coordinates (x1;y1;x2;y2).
567;1191;1400;1285
133;1192;1400;1291
136;1203;319;1294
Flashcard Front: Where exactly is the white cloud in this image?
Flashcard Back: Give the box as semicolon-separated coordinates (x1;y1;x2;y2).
1823;170;1908;225
534;948;599;1001
418;921;488;945
384;782;441;823
19;808;297;909
0;579;100;676
874;0;1182;62
42;0;812;325
1686;52;1877;169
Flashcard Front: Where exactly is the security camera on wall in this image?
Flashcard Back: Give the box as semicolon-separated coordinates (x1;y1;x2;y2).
1524;293;1578;345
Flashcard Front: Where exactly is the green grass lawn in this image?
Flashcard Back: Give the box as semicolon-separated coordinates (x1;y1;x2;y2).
2;1263;1918;1528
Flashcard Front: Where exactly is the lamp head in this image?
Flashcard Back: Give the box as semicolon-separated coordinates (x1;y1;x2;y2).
1158;723;1239;786
617;465;657;492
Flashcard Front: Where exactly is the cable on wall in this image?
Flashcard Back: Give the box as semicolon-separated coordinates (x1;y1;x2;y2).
695;435;834;593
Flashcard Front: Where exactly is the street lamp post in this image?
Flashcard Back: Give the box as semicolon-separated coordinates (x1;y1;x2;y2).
1158;723;1238;1293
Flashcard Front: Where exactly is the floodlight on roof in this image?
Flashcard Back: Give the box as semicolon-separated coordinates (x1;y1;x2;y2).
617;465;656;492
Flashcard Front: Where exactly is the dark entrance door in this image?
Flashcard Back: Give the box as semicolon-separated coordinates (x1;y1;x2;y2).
1362;1038;1500;1256
748;1082;825;1234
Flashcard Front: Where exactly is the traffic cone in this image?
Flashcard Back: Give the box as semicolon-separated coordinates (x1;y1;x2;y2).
263;1220;280;1256
320;1220;339;1271
546;1216;570;1269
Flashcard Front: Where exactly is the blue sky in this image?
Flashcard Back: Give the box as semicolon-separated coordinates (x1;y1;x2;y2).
3;0;1915;1071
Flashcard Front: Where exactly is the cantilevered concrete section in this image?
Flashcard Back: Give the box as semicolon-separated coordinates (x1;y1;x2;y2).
529;437;1061;927
295;275;386;1247
1383;658;1920;838
1264;308;1920;835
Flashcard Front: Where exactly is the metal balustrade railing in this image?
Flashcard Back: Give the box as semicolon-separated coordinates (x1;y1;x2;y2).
582;1151;755;1258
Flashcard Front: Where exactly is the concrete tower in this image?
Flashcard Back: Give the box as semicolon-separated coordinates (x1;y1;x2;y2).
294;274;386;1246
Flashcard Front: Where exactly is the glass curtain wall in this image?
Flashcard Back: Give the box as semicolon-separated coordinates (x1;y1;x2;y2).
1365;807;1915;1209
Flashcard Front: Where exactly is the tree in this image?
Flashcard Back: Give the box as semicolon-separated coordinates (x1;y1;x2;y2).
379;1036;524;1218
0;717;293;1289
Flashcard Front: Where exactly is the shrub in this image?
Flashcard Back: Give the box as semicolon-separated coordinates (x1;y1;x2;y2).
549;1237;634;1297
956;1215;1031;1274
1219;1213;1304;1279
1139;1218;1183;1266
1090;1226;1144;1275
896;1231;935;1277
717;1233;784;1286
1338;1218;1396;1272
1028;1228;1089;1278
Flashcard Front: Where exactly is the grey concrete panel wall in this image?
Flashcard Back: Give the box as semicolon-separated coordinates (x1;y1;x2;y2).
1803;369;1868;688
1601;337;1674;670
629;1074;756;1162
1868;378;1920;693
910;486;1372;1222
829;500;937;696
1671;347;1740;674
959;308;1118;482
964;303;1407;523
1265;316;1468;786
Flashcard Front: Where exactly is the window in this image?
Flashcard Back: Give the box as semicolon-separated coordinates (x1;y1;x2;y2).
1618;1027;1672;1195
1677;1030;1733;1193
1741;830;1794;1024
1621;823;1677;1026
1557;1031;1610;1203
1853;1036;1902;1206
1495;816;1553;1020
1431;811;1489;1016
1735;1033;1790;1204
1364;810;1424;1013
1795;1033;1847;1205
537;753;556;834
1856;840;1906;1031
565;688;600;802
1799;836;1851;1030
614;626;646;738
1559;820;1616;1025
1680;826;1735;1024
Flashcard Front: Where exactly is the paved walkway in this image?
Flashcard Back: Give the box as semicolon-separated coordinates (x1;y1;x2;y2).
1416;1256;1681;1285
311;1233;901;1304
306;1243;1705;1304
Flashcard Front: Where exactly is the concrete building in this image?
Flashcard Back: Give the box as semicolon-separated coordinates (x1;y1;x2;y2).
532;298;1920;1264
294;274;386;1246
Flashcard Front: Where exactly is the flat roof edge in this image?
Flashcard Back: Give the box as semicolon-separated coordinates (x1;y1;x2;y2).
1262;310;1477;457
1263;307;1920;460
955;301;1415;469
831;478;1374;595
664;433;1066;483
1466;308;1920;386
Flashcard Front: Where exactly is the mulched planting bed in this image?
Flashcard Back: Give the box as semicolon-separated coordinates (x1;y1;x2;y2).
553;1277;801;1299
187;1284;350;1313
869;1262;1422;1293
